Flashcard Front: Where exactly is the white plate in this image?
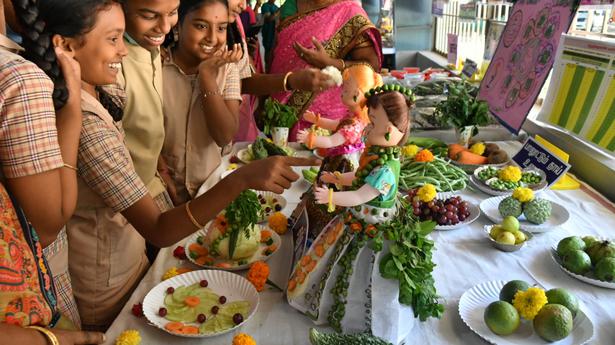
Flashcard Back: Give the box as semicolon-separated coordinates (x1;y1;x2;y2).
237;148;253;164
470;170;548;197
185;225;281;271
432;193;481;231
459;280;594;345
550;244;615;290
255;191;287;223
479;195;569;233
143;270;259;338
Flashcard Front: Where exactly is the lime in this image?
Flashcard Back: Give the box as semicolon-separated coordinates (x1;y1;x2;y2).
484;301;520;335
501;216;520;232
562;250;592;275
533;304;573;342
499;280;531;304
489;225;505;240
557;236;585;257
545;288;579;317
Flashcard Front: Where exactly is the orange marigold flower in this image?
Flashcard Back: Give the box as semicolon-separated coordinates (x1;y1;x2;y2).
414;149;435;162
247;261;270;292
268;212;288;235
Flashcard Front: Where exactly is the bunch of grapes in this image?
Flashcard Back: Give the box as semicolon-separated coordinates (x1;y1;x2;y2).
406;190;471;226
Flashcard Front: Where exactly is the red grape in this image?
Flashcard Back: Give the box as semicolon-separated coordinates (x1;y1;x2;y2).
158;307;167;317
233;313;244;324
197;314;206;323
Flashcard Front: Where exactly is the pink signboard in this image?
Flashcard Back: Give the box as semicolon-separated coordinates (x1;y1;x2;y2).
477;0;581;133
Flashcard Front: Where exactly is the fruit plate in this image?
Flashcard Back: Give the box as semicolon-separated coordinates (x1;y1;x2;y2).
255;191;287;223
550;245;615;290
143;270;259;338
458;280;594;345
185;225;281;271
479;196;570;233
433;193;481;231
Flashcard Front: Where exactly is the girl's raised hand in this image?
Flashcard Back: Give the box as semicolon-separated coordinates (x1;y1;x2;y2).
224;43;243;63
55;47;82;107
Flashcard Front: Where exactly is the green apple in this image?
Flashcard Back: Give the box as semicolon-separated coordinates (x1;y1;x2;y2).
497;231;516;245
501;216;520;232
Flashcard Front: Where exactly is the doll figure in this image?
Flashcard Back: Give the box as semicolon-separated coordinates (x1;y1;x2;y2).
286;85;415;344
296;63;382;169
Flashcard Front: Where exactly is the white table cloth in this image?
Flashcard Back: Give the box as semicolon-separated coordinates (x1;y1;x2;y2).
103;142;615;345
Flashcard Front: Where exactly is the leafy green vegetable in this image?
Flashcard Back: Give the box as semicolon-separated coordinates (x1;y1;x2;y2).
225;190;262;259
251;138;268;160
433;81;490;134
378;201;444;321
261;138;288;156
308;328;392;345
263;98;298;135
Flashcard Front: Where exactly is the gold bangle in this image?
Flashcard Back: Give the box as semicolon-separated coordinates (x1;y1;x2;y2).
202;89;222;99
339;59;346;71
185;201;204;229
26;326;59;345
327;188;335;213
283;71;293;92
62;163;77;171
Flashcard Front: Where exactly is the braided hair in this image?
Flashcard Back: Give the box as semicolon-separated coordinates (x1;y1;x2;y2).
12;0;121;115
165;0;243;52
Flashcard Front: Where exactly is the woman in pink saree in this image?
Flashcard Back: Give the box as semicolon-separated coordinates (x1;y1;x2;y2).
270;0;382;141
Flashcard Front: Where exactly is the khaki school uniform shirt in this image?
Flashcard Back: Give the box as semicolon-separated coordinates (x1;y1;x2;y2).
66;91;149;328
118;36;166;198
162;54;242;203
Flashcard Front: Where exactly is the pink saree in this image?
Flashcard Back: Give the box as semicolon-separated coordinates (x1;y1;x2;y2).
269;0;382;141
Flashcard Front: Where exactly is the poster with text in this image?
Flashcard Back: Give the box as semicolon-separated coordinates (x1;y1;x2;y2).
477;0;581;133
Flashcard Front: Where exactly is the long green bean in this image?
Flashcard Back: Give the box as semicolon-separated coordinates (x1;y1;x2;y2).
400;157;468;192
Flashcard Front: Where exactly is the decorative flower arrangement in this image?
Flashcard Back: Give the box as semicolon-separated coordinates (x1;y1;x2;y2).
417;184;437;203
247;261;270;292
414;149;435;163
232;333;257;345
268;212;288;235
115;329;141;345
512;187;534;203
512;287;548;320
498;166;522;183
402;144;420;158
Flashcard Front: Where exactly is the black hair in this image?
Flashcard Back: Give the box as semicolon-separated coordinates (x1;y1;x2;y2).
165;0;243;52
367;91;413;145
12;0;123;120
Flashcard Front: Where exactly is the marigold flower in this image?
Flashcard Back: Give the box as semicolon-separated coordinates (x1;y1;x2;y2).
414;149;435;162
417;184;437;203
469;142;486;155
162;267;179;281
498;166;522;182
232;333;257;345
115;330;141;345
402;144;420;158
512;287;548;320
268;212;288;235
512;187;534;203
247;261;270;292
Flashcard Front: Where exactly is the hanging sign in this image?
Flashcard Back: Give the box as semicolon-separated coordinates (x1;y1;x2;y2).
448;34;459;66
477;0;582;133
512;137;571;186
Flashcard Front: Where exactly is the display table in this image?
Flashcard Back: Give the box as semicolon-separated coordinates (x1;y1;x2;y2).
103;142;615;345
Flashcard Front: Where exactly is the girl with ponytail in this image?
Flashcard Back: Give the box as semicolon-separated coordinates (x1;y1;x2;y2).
19;0;318;330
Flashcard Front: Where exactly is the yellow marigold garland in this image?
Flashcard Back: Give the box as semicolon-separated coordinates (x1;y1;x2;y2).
498;166;522;182
402;144;420;158
512;187;534;203
469;142;486;155
417;184;437;203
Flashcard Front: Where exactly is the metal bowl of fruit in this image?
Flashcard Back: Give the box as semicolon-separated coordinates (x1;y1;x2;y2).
484;224;533;252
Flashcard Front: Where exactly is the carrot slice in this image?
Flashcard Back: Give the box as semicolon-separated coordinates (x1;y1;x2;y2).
184;296;201;307
296;270;306;284
305;259;317;273
300;255;311;267
188;243;208;256
195;256;213;266
287;279;297;292
215;262;232;269
180;326;199;334
314;244;325;258
260;230;272;242
165;322;184;332
325;232;336;245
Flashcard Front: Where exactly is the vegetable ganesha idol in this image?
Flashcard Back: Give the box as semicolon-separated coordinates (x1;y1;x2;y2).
287;85;415;344
297;63;383;170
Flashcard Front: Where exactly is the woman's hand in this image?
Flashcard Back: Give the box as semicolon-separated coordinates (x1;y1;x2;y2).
288;68;332;93
313;185;330;204
296;129;310;144
293;37;335;69
319;171;337;184
55;47;82;107
53;329;105;345
235;156;321;194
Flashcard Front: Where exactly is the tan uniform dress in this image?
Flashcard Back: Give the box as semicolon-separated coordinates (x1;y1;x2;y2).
66;91;149;329
118;36;171;211
161;53;242;203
